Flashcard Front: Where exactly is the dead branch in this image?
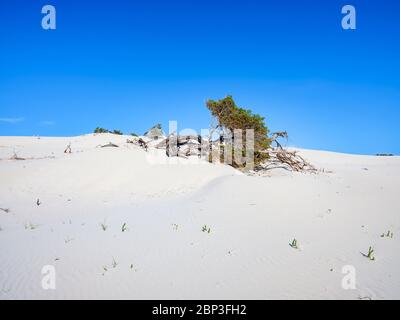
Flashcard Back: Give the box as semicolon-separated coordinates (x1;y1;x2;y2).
137;138;148;151
126;137;149;151
255;132;316;173
64;143;72;153
269;131;288;149
125;129;315;173
261;149;316;172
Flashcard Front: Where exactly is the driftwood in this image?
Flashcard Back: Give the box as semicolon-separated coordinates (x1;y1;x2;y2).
101;142;119;148
257;132;316;173
138;138;148;151
4;155;55;161
258;149;316;172
10;152;25;160
126;137;148;151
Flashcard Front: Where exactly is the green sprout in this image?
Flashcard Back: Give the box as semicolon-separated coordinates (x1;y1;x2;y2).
101;266;108;276
362;246;375;261
64;237;74;244
380;230;393;238
100;220;108;231
202;225;211;233
24;222;38;230
289;239;298;249
122;223;128;232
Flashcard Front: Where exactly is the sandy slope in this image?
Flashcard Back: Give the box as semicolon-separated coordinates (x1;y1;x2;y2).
0;134;399;299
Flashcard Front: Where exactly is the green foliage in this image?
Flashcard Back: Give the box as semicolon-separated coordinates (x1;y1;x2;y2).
24;222;38;230
94;127;109;134
130;133;138;137
381;230;394;238
202;225;211;233
206;96;270;167
94;127;123;135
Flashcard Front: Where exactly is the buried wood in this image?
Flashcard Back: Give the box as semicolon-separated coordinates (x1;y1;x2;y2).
10;152;25;160
137;138;148;151
126;137;148;151
100;142;119;148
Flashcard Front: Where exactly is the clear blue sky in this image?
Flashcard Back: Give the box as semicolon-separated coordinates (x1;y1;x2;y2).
1;0;399;154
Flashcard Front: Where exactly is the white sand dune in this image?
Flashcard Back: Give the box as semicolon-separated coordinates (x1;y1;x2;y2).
0;134;399;299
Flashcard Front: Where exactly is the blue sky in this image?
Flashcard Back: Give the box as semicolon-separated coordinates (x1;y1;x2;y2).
0;0;399;154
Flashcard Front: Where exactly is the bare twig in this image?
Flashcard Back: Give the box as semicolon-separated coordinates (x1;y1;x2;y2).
64;143;72;153
254;132;316;173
